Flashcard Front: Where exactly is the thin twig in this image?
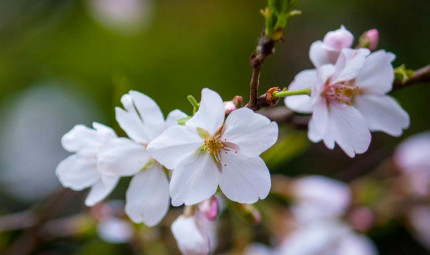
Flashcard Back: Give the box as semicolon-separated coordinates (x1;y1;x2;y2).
393;64;430;89
246;31;276;111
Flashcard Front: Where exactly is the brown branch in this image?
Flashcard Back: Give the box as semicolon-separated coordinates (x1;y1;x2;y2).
246;31;276;111
393;64;430;89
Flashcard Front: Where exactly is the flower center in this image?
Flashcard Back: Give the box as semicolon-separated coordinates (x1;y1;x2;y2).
204;136;224;162
324;80;357;105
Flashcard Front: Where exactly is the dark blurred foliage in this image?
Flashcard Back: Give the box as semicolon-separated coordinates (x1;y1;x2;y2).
0;0;429;254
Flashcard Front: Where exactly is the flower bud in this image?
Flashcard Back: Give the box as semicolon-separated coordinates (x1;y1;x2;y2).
358;29;379;51
224;101;236;115
198;196;219;221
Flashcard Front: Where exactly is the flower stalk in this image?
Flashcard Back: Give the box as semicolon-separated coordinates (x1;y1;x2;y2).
272;87;311;98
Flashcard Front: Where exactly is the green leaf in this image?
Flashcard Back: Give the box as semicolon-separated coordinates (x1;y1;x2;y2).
263;0;300;40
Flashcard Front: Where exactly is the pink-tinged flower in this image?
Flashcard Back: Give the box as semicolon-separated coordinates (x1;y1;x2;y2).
147;88;278;205
286;48;409;157
115;91;187;226
279;220;377;255
171;211;217;255
292;176;351;224
310;26;354;68
408;206;430;251
56;123;147;206
394;132;430;196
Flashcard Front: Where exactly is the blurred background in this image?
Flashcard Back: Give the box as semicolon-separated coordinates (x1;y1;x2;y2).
0;0;429;254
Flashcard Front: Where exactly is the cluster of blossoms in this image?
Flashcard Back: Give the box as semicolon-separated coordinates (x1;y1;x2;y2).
245;176;377;255
56;25;413;255
57;88;278;252
285;26;409;157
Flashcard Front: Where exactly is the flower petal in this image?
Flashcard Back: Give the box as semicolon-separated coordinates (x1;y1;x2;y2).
186;88;225;135
332;48;370;83
125;165;170;226
147;125;203;170
61;125;102;153
85;176;119;206
165;109;188;128
285;69;317;113
219;153;270;204
323;25;354;51
115;106;150;144
171;216;210;255
169;152;220;206
129;91;166;140
309;41;340;68
97;137;150;176
222;108;278;157
326;104;371;157
354;94;409;136
356;50;396;94
56;155;99;190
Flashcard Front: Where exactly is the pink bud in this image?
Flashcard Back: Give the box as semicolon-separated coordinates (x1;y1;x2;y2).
198;196;219;221
323;25;354;51
358;29;379;51
224;101;236;115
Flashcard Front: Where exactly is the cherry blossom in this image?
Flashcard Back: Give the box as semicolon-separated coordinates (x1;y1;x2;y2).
291;176;351;224
147;88;278;205
394;132;430;196
56;123;147;206
279;220;377;255
285;48;409;157
115;91;187;226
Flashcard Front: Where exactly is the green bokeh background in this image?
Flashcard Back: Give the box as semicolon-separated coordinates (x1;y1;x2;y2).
0;0;429;254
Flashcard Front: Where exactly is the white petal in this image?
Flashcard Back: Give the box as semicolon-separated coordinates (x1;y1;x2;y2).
56;155;99;190
332;48;370;83
308;98;333;148
186;88;225;135
125;165;170;226
222;108;278;157
85;176;119;206
61;125;102;153
97;137;150;176
147;125;203;170
219;153;270;204
165;109;188;128
92;122;117;139
313;64;336;98
394;132;430;171
97;218;134;244
356;50;396;94
171;216;210;255
285;69;317;113
326;104;371;157
338;233;378;255
129;91;166;140
354;94;409;136
322;25;354;51
115;106;150;144
309;41;341;68
169;153;220;206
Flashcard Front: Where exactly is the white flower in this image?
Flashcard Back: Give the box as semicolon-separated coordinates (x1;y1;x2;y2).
97;218;134;244
115;90;187;226
292;176;351;224
285;48;409;157
408;206;430;251
279;220;378;255
171;211;217;255
310;25;354;68
394;132;430;196
147;88;278;205
56;123;147;206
